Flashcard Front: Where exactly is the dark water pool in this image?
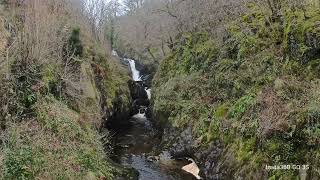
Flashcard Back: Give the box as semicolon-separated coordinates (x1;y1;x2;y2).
112;113;196;180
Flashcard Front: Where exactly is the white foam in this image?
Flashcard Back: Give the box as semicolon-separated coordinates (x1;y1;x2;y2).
132;112;146;119
145;88;151;100
126;58;142;81
112;50;118;56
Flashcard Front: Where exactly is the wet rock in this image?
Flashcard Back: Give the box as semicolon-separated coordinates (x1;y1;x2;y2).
128;80;148;100
104;92;131;131
158;151;172;161
132;99;150;114
160;126;194;159
159;122;228;179
133;99;150;107
196;141;227;180
147;155;160;162
133;60;156;87
128;79;150;115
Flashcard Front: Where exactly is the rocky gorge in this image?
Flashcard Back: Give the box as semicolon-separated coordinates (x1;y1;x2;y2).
106;51;199;180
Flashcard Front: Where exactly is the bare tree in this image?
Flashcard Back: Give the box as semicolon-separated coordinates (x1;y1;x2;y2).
83;0;110;41
123;0;144;14
115;0;250;63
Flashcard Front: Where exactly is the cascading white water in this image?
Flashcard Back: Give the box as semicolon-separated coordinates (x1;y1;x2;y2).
132;107;148;122
145;88;151;100
132;111;147;120
125;57;152;119
126;58;142;81
112;50;151;99
112;50;118;57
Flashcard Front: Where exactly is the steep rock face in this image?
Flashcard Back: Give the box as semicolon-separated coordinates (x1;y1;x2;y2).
134;60;156;87
156;119;228;179
128;80;149;115
128;80;148;100
91;60;131;130
161;126;194;158
195;142;225;179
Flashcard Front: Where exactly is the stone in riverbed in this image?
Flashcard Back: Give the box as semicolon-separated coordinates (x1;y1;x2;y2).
128;80;148;100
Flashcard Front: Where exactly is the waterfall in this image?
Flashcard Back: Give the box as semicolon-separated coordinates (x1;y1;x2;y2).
125;58;152;117
126;58;142;81
112;50;151;100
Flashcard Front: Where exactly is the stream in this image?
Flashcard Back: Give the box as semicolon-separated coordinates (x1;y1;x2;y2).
111;51;196;180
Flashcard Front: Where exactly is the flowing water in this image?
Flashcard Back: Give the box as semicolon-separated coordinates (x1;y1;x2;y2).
111;53;196;179
145;88;151;100
113;112;195;180
126;58;142;82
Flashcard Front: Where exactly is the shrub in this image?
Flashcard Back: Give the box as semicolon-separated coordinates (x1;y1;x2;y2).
68;27;83;57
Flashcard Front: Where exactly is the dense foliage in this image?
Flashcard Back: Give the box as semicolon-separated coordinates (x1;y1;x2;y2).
153;1;320;179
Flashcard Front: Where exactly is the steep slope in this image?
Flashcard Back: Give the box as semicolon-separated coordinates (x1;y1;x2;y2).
0;2;133;179
153;3;320;179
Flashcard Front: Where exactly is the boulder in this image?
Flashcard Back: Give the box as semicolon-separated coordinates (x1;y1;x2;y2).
128;80;148;100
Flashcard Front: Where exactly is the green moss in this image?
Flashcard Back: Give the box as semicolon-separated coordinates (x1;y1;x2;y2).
205;121;220;142
89;46;130;109
215;104;229;119
235;137;256;163
228;94;256;120
300;83;320;145
267;170;297;180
